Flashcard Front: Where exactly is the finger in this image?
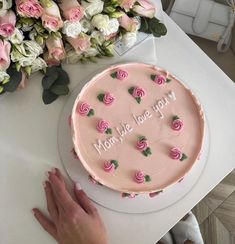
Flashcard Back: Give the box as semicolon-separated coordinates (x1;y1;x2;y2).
48;172;78;212
53;168;65;183
74;183;97;215
32;208;57;240
44;181;59;222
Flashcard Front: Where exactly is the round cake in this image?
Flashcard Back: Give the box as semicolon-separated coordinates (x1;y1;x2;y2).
71;63;205;194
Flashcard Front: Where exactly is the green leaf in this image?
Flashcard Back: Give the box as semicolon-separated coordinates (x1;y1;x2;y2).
50;84;69;96
149;20;167;37
55;69;70;86
139;17;149;33
145;175;151;182
97;93;105;102
173;115;180;121
0;86;4;93
151;74;156;81
142;150;148;157
4;66;22;92
111;160;119;169
135;97;141;104
166;78;171;83
105;128;112;134
139;136;146;141
42;69;59;89
128;87;134;95
110;72;117;79
87;109;95;117
180;153;188;161
42;89;59;105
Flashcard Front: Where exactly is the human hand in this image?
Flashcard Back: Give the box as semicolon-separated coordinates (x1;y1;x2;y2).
32;168;108;244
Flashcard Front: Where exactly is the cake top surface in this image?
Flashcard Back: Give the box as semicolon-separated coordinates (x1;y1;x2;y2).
72;63;204;193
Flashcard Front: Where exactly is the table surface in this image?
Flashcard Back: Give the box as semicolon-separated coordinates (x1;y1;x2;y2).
1;13;235;244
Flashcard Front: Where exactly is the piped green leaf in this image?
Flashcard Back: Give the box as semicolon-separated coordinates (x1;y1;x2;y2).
97;93;105;102
173;115;180;121
145;175;151;182
166;78;171;83
87;109;94;117
110;72;117;79
151;74;156;81
180;153;188;161
105;128;112;134
111;160;119;169
128;87;134;95
135;97;141;104
139;136;147;141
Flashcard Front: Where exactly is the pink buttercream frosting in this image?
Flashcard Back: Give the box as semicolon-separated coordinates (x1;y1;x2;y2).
134;171;145;184
116;69;128;80
103;161;114;173
132;86;145;98
170;147;182;160
76;102;91;116
103;92;115;106
172;118;183;131
97;119;109;133
136;139;148;151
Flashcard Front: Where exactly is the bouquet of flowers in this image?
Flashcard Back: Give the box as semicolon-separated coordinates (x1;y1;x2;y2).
0;0;167;104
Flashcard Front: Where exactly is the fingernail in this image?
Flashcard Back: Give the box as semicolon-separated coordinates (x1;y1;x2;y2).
31;209;36;214
45;171;50;178
75;182;82;190
52;167;57;174
43;181;47;188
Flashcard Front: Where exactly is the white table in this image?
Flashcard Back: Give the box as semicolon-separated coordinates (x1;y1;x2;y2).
1;13;235;244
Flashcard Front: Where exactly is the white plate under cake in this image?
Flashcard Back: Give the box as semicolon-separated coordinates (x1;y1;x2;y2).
71;63;205;194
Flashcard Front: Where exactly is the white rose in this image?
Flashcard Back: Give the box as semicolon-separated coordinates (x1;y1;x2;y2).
80;18;93;33
8;29;24;44
31;57;47;73
101;18;119;36
29;29;37;41
62;21;82;38
91;14;109;31
24;41;43;57
81;0;104;19
122;32;137;48
0;70;9;82
84;47;99;57
0;0;12;17
19;56;36;67
91;31;105;45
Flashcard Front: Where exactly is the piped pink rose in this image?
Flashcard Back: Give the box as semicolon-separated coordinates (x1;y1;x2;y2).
103;160;119;173
128;86;145;104
97;119;112;134
97;92;115;106
111;69;128;80
136;136;152;157
134;171;151;184
59;0;84;22
0;10;16;38
0;40;11;71
76;102;94;117
133;0;155;18
41;0;63;32
171;116;183;131
150;74;171;85
46;35;65;61
170;147;188;161
16;0;43;18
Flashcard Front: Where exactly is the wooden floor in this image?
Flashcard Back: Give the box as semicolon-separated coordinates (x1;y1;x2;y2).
192;170;235;244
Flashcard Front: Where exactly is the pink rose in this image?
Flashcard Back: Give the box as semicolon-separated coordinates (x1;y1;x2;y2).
59;0;84;22
103;161;114;173
76;102;91;116
116;69;128;80
0;40;11;71
67;34;91;54
133;0;155;18
170;147;182;160
43;52;61;67
136;139;148;152
134;171;145;184
97;119;109;133
41;0;63;32
132;86;145;98
118;12;139;32
155;75;166;85
46;36;65;61
0;10;16;38
17;72;28;90
172;119;183;131
119;0;136;9
103;92;115;106
16;0;43;18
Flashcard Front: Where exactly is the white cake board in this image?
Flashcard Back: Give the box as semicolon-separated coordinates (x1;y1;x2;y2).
57;69;210;214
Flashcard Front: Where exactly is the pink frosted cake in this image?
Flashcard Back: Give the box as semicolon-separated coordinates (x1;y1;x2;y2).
71;63;204;194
